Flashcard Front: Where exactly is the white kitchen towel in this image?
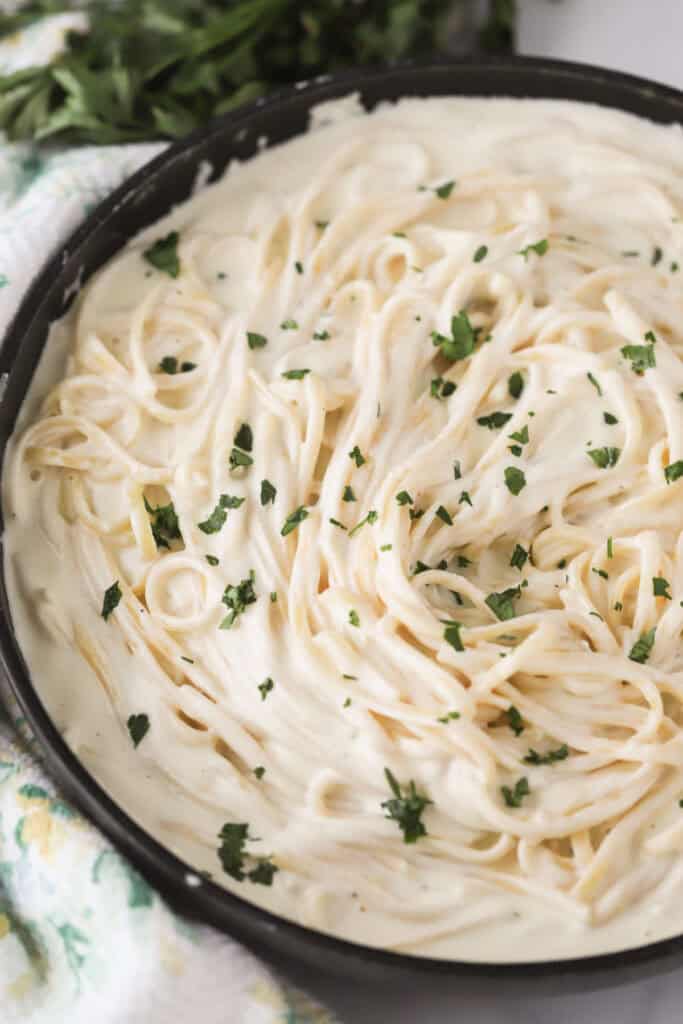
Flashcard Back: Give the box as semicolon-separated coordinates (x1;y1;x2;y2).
0;14;337;1024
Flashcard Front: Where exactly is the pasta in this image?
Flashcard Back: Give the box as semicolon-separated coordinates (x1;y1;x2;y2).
7;95;683;961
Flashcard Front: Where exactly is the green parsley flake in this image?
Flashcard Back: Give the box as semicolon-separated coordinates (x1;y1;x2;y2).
592;568;608;580
217;822;277;885
518;239;548;260
247;331;267;350
437;710;461;723
473;245;488;263
603;412;619;425
282;368;310;380
158;356;195;374
381;768;431;843
504;466;526;495
220;571;256;629
144;496;181;549
198;494;244;534
621;342;656;374
607;537;613;559
254;766;265;780
343;485;356;503
453;460;462;480
233;422;253;450
652;246;663;266
349;445;366;467
260;479;276;506
258;677;274;700
101;581;122;621
501;777;530;808
380;543;393;551
510;544;528;571
628;627;656;664
349;609;360;628
313;329;330;341
431;310;478;362
509;425;529;445
229;448;253;472
329;517;347;530
436;505;453;526
443;621;464;652
459;490;473;506
280;319;298;330
206;555;219;566
587;447;620;469
653;576;672;599
435;180;455;199
281;506;309;536
143;231;180;277
396;490;413;506
506;705;524;736
477;411;512;431
127;713;149;748
295;260;303;274
587;372;602;396
349;510;377;537
485;586;521;621
430;376;457;399
664;460;683;484
508;372;524;399
524;744;568;765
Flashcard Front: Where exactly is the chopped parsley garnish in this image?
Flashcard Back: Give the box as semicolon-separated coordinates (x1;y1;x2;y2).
453;460;462;480
510;544;528;571
281;506;309;536
127;713;149;748
587;446;620;469
158;355;195;374
348;609;360;628
614;601;623;611
229;448;253;471
592;568;608;580
381;767;431;843
477;411;512;431
219;571;256;629
329;517;347;530
282;368;310;380
485;586;521;621
603;412;618;425
396;490;413;506
430;376;457;399
652;246;663;266
431;310;478;363
181;656;194;663
435;179;455;199
501;777;530;808
517;239;548;260
524;745;569;765
315;219;329;230
101;580;122;621
343;697;352;708
144;496;182;549
508;372;524;399
607;537;613;559
258;677;274;700
436;505;453;526
198;494;244;534
504;466;526;495
380;543;393;551
270;592;277;603
509;425;529;445
217;823;277;885
664;460;683;484
233;422;253;453
437;710;461;723
443;621;464;652
247;331;268;350
473;245;488;262
254;766;265;780
349;509;377;537
459;490;472;506
260;479;276;505
295;260;303;274
313;329;330;341
143;231;180;277
653;576;672;599
506;705;524;736
280;319;298;330
206;555;219;566
628;627;656;664
587;372;602;396
621;342;656;374
349;445;366;467
342;485;356;502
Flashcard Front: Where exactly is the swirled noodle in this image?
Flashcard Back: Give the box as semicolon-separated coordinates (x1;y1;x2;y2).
7;96;683;962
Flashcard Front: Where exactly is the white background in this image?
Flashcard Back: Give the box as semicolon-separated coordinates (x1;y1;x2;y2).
279;3;683;1020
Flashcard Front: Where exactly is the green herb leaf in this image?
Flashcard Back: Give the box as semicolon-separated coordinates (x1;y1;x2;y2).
485;586;521;621
381;768;431;843
229;448;253;472
510;544;528;571
127;713;149;748
101;580;122;621
504;466;526;495
247;331;267;350
349;509;377;537
258;677;274;700
233;423;252;452
430;376;456;399
143;232;180;277
349;609;360;628
587;446;620;469
144;496;182;549
524;745;568;765
473;245;488;263
653;576;672;599
254;766;265;780
206;554;219;566
280;319;298;330
517;239;548;260
435;505;453;526
329;517;347;530
664;460;683;484
508;372;524;399
342;485;356;503
260;479;276;506
603;412;618;425
282;368;310;380
313;329;330;341
587;372;602;396
431;309;478;362
396;490;413;506
158;355;195;374
459;490;472;507
477;411;512;431
281;506;308;536
621;342;656;374
509;425;529;446
349;445;366;467
443;621;464;652
501;777;530;807
437;710;461;723
628;627;656;664
217;822;277;886
506;705;524;736
198;493;244;534
220;570;256;629
434;179;455;199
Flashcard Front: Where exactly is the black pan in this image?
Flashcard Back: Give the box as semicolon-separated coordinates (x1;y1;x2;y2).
1;57;683;995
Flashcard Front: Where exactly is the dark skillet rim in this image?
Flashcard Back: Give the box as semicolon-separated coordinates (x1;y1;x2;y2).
1;55;683;981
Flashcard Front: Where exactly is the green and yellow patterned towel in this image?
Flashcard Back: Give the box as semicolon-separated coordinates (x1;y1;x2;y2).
0;15;337;1024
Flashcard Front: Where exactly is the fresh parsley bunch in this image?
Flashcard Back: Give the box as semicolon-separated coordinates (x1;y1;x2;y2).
0;0;514;145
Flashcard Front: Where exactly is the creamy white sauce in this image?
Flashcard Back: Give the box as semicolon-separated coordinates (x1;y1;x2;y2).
6;96;683;962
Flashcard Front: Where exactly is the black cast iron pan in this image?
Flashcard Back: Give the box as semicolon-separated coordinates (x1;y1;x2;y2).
1;57;683;994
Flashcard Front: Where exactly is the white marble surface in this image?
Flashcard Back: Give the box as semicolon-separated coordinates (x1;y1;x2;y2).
286;6;683;1020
